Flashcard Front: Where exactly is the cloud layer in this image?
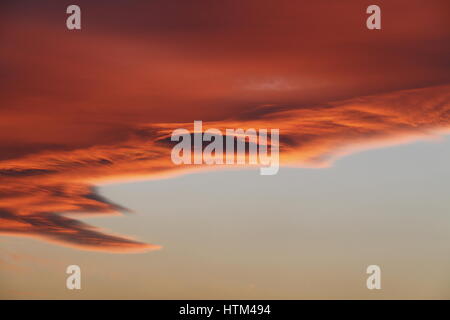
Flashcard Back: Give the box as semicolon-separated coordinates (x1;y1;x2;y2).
0;0;449;251
1;84;450;251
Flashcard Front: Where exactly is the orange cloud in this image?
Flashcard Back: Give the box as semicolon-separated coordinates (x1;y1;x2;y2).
0;0;449;252
1;84;449;252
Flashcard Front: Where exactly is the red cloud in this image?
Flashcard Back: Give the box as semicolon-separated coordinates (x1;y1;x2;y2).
1;0;449;252
1;84;449;252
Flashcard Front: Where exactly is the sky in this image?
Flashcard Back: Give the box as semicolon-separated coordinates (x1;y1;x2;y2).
0;0;450;299
2;138;450;299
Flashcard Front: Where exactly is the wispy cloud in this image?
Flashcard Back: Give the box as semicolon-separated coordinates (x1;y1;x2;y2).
0;84;449;252
1;0;449;252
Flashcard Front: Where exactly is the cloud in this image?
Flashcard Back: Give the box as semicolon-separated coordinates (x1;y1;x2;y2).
0;0;449;252
0;84;449;252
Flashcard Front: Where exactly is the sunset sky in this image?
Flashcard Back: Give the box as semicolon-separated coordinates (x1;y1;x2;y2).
1;0;450;299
